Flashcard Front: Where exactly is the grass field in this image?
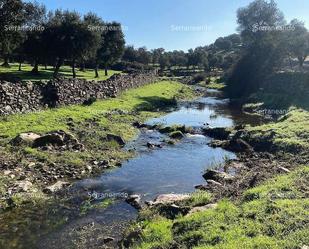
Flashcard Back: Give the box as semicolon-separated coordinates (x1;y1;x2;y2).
127;166;309;249
246;108;309;152
0;81;194;139
0;81;195;176
0;63;121;81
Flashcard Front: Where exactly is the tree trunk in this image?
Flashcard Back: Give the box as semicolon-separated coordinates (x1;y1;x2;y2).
53;58;63;78
1;56;10;67
18;61;22;71
72;59;76;78
94;64;99;78
104;64;108;76
31;61;39;74
44;63;47;70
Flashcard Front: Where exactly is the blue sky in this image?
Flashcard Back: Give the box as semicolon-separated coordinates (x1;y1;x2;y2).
34;0;309;51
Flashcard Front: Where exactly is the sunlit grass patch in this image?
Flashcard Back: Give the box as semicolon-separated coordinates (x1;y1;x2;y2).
0;62;121;81
127;166;309;249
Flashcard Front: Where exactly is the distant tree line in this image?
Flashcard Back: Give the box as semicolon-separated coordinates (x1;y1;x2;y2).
1;0;307;84
122;33;242;73
0;0;243;78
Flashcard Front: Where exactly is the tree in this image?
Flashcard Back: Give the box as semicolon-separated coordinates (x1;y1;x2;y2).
22;1;47;74
44;10;101;78
151;48;164;64
287;19;309;68
159;53;170;71
82;13;104;77
96;22;125;76
237;0;285;47
137;47;151;65
214;37;232;50
123;45;138;63
0;0;24;67
227;0;287;98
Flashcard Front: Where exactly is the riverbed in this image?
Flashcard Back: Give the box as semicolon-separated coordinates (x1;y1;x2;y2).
1;88;258;249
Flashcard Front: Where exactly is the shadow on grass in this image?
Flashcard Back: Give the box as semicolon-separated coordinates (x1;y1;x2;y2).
134;96;178;112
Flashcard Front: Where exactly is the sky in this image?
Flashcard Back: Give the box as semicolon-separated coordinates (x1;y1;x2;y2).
33;0;309;51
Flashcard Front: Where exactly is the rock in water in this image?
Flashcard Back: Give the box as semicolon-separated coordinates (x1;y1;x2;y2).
203;127;231;140
169;131;184;139
126;194;142;209
148;194;190;206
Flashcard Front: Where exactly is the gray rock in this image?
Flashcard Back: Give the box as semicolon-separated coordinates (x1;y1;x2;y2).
203;127;231;140
126;194;142;209
148;194;190;206
11;132;41;146
43;181;70;194
14;180;33;192
203;169;234;182
206;179;223;187
33;133;64;147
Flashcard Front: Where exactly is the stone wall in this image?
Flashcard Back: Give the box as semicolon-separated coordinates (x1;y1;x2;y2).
0;73;158;115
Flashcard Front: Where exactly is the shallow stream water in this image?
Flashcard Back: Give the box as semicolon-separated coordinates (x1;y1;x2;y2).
1;88;260;249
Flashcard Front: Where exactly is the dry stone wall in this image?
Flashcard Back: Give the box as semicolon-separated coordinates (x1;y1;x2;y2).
0;73;158;115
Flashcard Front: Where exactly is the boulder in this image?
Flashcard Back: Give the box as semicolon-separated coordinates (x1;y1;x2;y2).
203;169;234;182
187;203;218;216
31;130;84;151
157;204;187;219
146;142;163;148
10;132;41;146
206;179;223;187
33;133;64;147
126;194;142;209
203;127;231;140
148;194;190;206
169;131;184;139
43;181;70;194
106;134;125;146
13;180;33;192
224;139;253;153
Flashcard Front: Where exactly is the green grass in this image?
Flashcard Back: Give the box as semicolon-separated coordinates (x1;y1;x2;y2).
207;82;226;90
0;81;194;139
0;62;121;81
0;80;195;177
127;166;309;249
198;76;226;89
246;108;309;151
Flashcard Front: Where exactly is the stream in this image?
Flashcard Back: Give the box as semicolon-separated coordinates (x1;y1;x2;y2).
1;88;261;249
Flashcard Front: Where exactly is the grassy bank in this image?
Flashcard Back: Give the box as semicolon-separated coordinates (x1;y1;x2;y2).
198;76;226;90
245;108;309;152
0;80;196;209
125;166;309;249
0;63;121;81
